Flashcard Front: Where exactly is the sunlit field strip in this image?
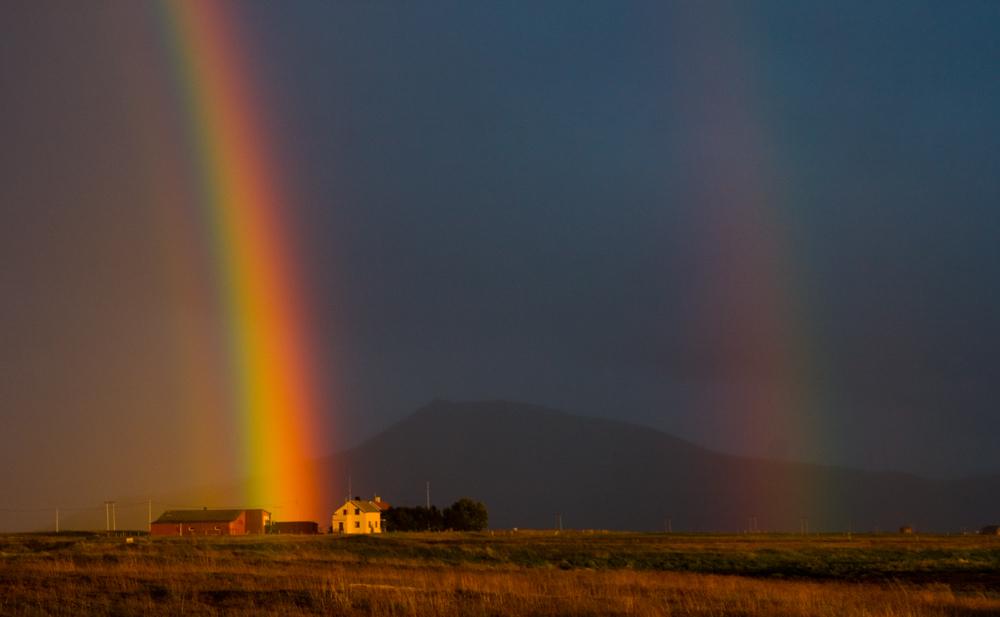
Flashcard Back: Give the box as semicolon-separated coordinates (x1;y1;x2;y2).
3;532;1000;615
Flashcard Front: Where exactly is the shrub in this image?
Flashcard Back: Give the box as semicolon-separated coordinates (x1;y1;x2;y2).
443;498;488;532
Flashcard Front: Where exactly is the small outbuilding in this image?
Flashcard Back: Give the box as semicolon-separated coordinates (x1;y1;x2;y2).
150;508;271;536
271;521;320;534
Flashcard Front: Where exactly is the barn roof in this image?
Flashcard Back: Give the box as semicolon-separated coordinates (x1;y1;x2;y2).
152;509;245;524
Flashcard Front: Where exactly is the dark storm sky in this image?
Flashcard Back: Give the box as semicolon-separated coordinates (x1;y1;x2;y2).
1;0;999;507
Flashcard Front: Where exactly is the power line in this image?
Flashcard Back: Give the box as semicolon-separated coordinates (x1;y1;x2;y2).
0;498;303;533
0;505;122;513
150;500;301;509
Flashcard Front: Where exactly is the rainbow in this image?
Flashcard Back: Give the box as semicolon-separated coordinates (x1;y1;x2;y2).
149;0;328;522
666;4;836;529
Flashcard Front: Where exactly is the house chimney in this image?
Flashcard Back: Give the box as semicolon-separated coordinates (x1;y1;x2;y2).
375;496;380;503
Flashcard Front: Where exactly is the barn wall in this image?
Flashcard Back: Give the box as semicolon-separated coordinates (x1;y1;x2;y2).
151;522;236;536
244;509;268;534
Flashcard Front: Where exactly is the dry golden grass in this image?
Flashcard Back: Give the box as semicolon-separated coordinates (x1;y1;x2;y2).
1;533;999;615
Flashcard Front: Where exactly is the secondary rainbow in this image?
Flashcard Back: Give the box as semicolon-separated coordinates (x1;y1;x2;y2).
665;4;837;529
155;0;326;521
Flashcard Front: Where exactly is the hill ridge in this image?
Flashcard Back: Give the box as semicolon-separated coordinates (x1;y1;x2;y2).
328;399;1000;532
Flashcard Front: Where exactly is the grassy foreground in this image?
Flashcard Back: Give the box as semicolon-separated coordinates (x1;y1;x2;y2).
2;531;1000;615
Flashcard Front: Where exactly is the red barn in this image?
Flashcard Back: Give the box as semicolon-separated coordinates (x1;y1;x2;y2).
150;508;271;536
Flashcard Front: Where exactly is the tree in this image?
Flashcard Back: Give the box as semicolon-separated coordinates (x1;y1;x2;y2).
384;506;444;532
384;499;488;532
443;498;488;531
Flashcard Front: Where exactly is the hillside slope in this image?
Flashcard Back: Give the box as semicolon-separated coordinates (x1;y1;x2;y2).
328;400;999;532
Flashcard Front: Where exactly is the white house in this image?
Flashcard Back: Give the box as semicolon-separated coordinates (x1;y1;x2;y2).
331;497;388;534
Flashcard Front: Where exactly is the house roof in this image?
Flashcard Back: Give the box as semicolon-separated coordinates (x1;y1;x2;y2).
152;509;246;524
372;500;390;511
336;500;383;514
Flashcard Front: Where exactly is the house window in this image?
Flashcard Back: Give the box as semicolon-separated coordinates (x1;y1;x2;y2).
188;527;194;531
354;521;360;528
355;508;360;515
343;509;347;515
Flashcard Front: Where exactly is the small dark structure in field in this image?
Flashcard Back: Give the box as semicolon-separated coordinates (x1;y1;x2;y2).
270;521;320;534
150;508;271;536
899;526;914;534
980;525;1000;535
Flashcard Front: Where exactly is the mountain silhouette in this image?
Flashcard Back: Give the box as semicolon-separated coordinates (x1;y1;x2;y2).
329;399;999;533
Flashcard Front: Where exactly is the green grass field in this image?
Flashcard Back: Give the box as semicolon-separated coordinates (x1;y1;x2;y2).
2;531;1000;615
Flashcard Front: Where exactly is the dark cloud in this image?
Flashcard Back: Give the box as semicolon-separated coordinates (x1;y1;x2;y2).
0;0;998;513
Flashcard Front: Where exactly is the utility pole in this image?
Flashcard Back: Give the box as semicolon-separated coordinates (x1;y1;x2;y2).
749;515;757;534
112;501;116;532
426;482;430;509
554;514;562;531
664;517;672;533
105;501;111;533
